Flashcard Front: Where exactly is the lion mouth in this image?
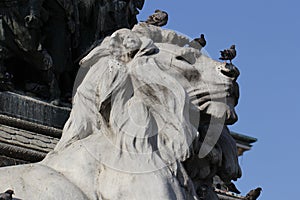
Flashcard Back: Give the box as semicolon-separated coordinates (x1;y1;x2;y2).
188;83;239;125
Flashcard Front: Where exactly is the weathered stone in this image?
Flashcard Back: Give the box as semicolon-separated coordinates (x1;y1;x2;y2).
0;24;240;200
0;125;59;162
0;91;70;129
33;134;52;144
0;141;46;162
0;155;28;167
0;131;13;140
15;134;30;144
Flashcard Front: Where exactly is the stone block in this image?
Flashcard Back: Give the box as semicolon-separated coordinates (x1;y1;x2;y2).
0;91;70;129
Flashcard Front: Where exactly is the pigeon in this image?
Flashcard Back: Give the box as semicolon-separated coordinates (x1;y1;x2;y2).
225;181;241;194
219;44;236;64
244;187;262;200
194;34;206;48
145;9;168;27
0;189;14;200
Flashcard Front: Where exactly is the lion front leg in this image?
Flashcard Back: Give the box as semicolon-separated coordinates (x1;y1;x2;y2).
0;164;89;200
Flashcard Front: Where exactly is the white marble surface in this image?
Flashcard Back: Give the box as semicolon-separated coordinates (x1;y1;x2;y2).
0;24;240;200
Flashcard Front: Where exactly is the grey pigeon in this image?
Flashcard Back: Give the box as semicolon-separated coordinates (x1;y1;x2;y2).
219;44;236;63
194;34;206;48
244;187;262;200
145;9;168;27
225;181;241;194
0;189;14;200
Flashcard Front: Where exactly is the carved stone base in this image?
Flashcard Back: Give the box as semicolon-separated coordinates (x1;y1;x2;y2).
0;91;67;164
0;91;70;129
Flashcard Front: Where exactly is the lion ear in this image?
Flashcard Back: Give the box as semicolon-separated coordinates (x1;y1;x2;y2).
109;29;158;63
109;29;142;63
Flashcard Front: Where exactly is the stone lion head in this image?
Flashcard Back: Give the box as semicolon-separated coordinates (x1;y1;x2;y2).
56;24;239;159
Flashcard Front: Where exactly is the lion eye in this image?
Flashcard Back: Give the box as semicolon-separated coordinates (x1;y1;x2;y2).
175;56;192;64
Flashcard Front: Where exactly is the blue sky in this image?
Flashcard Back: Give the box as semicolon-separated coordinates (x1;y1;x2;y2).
138;1;300;199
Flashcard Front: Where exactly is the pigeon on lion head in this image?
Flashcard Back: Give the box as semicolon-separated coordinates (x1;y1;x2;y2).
0;24;240;200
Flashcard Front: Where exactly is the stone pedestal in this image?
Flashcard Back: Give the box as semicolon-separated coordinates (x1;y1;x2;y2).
0;91;69;163
0;91;70;129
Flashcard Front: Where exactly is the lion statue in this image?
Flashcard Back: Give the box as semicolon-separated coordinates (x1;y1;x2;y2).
0;24;241;200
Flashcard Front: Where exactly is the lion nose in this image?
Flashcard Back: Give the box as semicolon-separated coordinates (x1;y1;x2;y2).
220;63;240;81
